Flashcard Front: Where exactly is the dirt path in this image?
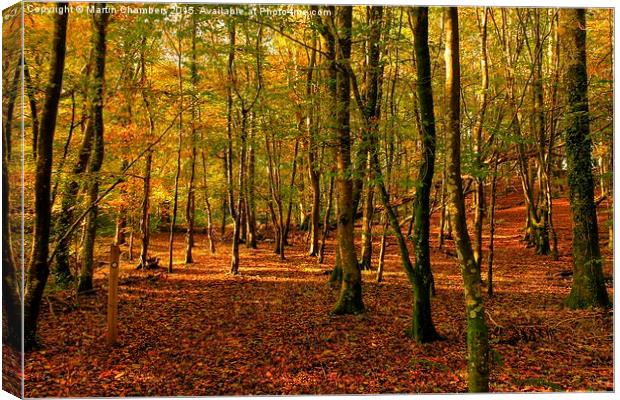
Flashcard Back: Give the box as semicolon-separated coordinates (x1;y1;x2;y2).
21;192;613;396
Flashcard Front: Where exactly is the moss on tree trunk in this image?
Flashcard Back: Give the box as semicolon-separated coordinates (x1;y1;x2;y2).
559;8;610;309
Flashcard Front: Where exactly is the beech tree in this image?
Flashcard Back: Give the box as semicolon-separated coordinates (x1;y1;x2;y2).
559;8;610;309
331;6;364;315
77;6;110;293
23;4;69;349
444;7;489;392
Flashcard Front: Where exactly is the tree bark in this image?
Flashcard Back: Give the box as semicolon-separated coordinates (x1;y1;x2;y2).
473;7;489;267
318;174;335;264
559;8;610;309
2;66;22;349
407;6;440;342
306;24;321;257
77;7;109;294
331;6;364;315
444;8;489;392
185;16;198;265
359;6;384;271
24;6;69;349
168;24;184;273
138;41;154;269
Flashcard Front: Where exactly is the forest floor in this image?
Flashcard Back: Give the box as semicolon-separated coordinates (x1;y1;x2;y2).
13;184;614;396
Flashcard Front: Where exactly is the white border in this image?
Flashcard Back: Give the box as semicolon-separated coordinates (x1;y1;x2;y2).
0;1;616;400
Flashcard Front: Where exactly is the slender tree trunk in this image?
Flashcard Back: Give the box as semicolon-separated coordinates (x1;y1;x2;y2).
128;228;134;261
438;148;448;249
77;8;109;294
358;6;384;271
444;8;489;392
185;16;198;264
3;55;20;157
114;160;128;246
282;138;300;250
532;10;551;256
23;59;40;158
487;154;498;297
24;6;69;349
168;28;184;273
375;216;388;283
473;7;489;267
225;22;239;274
139;172;151;268
560;8;610;309
201;148;216;254
359;178;374;270
331;6;364;315
138;43;154;269
547;11;561;260
407;6;440;342
318;174;335;264
306;28;321;256
2;65;22;350
246;112;257;249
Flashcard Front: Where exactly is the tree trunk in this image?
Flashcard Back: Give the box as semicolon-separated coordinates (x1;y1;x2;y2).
3;55;20;158
114;160;128;246
473;7;489;267
2;67;23;350
306;28;321;257
408;6;440;342
318;174;335;264
225;21;239;274
375;216;388;283
282;138;300;250
331;6;364;315
201;148;216;254
168;27;184;274
246;112;257;249
77;8;109;294
185;16;198;265
487;154;498;297
559;8;610;309
138;43;154;269
358;6;384;271
24;6;69;349
444;8;489;392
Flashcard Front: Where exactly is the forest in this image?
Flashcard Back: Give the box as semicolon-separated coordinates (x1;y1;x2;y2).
1;2;614;396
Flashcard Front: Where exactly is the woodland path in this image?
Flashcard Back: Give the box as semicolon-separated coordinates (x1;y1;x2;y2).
20;186;613;396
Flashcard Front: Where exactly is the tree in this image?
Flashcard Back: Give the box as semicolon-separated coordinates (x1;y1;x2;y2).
358;5;384;271
77;6;110;293
408;6;440;342
559;8;610;309
167;17;185;273
138;38;155;269
185;15;199;264
444;7;489;392
472;7;489;267
24;4;69;349
2;57;22;349
306;14;321;257
331;6;364;315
